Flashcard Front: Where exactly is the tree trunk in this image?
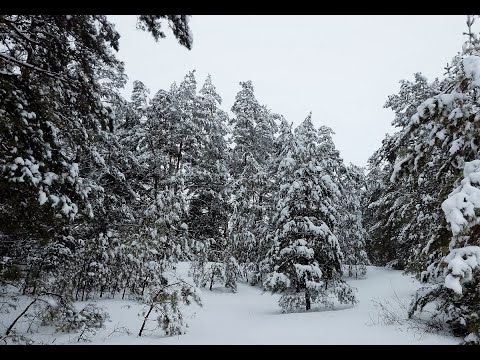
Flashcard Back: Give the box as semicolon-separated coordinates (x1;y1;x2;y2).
81;282;87;301
111;280;118;298
176;141;183;173
138;303;155;337
209;270;215;291
141;276;148;296
305;290;311;311
22;267;31;295
122;278;129;300
75;258;90;300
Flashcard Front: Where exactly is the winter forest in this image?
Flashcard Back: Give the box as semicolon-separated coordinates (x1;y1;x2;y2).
0;14;480;345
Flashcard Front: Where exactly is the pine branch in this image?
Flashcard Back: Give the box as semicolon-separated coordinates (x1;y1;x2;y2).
0;18;41;46
0;53;77;85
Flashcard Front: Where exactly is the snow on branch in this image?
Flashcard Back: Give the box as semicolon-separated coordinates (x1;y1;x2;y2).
441;160;480;294
442;159;480;236
444;246;480;294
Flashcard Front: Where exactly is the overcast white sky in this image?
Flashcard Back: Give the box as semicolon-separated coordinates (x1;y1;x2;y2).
109;15;467;166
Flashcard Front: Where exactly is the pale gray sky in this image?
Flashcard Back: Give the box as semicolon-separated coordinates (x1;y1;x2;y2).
109;15;467;166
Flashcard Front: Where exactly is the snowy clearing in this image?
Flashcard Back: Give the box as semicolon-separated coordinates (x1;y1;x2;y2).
3;264;457;345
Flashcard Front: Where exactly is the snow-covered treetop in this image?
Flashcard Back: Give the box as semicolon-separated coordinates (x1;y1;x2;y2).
200;74;222;106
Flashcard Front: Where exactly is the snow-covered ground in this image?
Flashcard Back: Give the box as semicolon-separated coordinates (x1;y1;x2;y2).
1;265;458;344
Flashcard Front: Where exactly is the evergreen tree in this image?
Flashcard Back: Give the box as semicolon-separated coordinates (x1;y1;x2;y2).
228;80;278;284
337;164;369;278
406;16;480;344
126;80;150;127
0;15;198;342
410;161;480;344
364;73;443;270
186;74;231;288
229;80;276;175
363;153;400;267
228;154;268;282
263;114;356;312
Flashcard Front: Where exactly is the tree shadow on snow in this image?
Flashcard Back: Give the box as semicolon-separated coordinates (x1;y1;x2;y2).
265;303;356;316
206;286;236;294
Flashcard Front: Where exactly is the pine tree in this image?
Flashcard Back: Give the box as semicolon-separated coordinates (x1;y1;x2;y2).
364;72;443;270
406;16;480;344
363;153;400;267
410;161;480;344
228;81;279;283
126;80;150;127
337;164;369;278
257;115;295;282
229;154;267;281
186;74;231;288
229;80;277;175
0;15;198;342
263;113;356;312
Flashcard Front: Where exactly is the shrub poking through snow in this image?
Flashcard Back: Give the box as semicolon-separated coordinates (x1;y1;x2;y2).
138;278;201;337
225;256;241;293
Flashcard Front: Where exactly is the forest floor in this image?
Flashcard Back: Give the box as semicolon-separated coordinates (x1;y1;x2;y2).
2;264;459;345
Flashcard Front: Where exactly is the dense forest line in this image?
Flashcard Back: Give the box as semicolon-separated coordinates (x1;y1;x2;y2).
0;15;479;345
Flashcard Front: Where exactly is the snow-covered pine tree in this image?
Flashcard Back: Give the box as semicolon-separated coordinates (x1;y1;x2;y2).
230;81;259;177
363;152;399;267
186;74;232;288
0;17;137;312
337;164;369;278
272;116;294;155
113;76;202;335
385;17;480;273
0;14;193;273
229;80;277;174
407;16;480;344
254;115;295;284
0;15;122;259
228;153;267;283
228;80;278;284
263;113;357;312
410;160;480;344
126;80;150;127
132;79;191;269
0;14;198;342
363;72;443;270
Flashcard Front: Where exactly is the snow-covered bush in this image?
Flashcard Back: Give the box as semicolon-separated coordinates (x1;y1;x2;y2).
138;282;201;337
42;303;109;334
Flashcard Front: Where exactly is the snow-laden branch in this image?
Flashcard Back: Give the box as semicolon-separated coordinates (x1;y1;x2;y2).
0;17;41;46
442;159;480;236
441;160;480;295
0;53;76;85
444;246;480;294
